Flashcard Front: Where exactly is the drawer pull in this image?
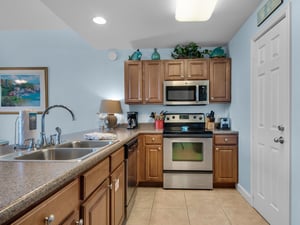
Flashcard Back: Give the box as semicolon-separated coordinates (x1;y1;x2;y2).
216;148;219;151
152;138;155;141
44;214;55;225
224;138;228;142
76;219;84;225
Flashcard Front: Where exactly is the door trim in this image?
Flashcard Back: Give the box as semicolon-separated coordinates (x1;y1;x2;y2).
250;1;291;222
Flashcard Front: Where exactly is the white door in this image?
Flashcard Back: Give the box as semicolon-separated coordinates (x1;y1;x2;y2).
251;6;290;225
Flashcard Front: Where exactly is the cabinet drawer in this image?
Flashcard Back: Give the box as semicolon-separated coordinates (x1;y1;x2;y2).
144;135;162;144
214;134;238;145
81;157;109;200
12;179;80;225
111;147;124;172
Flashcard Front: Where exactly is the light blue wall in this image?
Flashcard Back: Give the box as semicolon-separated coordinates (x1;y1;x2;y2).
229;0;300;224
0;30;230;144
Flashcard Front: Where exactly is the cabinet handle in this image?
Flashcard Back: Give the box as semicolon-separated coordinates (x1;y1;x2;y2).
158;147;161;151
224;138;228;142
211;97;214;100
75;219;84;225
108;184;113;190
215;148;219;151
44;214;55;225
152;138;155;142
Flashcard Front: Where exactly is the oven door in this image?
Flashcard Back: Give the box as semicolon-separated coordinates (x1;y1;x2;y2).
163;137;212;171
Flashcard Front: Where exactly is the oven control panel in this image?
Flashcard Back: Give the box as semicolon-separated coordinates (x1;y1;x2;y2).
164;113;205;123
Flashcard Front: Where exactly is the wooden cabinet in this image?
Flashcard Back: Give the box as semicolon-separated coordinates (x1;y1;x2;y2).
81;158;110;225
81;179;110;225
110;148;125;225
138;134;163;184
209;58;231;102
124;60;163;104
124;61;143;104
164;59;209;80
12;179;81;225
213;134;238;187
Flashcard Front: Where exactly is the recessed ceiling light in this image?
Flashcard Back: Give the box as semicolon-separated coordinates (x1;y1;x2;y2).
175;0;218;22
93;16;107;25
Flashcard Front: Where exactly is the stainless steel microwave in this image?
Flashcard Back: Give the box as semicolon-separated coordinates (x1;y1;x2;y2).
163;80;209;105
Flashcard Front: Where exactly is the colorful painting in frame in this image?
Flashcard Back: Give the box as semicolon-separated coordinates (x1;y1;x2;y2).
0;67;48;114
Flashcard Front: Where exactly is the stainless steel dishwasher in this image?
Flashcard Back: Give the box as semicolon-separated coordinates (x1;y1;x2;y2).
124;137;138;219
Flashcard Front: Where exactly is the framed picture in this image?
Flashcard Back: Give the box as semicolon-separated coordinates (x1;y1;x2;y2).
0;67;48;114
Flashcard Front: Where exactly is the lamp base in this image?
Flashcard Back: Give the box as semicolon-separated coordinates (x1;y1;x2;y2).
105;114;118;129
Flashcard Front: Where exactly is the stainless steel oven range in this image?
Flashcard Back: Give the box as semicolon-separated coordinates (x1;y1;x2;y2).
163;113;213;189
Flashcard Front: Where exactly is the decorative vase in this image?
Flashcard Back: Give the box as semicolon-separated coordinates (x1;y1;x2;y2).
151;48;160;60
129;49;142;60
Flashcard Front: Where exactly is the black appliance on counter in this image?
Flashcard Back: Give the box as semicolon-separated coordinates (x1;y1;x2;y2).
127;112;138;129
124;137;138;219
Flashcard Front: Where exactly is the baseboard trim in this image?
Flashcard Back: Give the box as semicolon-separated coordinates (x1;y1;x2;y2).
236;183;253;206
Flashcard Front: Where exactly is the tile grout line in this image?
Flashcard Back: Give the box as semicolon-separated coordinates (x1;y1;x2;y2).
184;191;192;225
147;189;156;225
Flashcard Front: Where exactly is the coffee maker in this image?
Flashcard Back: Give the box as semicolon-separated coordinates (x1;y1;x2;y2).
127;112;138;129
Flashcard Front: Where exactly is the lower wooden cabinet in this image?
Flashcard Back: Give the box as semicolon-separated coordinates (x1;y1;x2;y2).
110;147;125;225
110;162;125;225
138;134;163;184
213;134;238;187
12;179;81;225
81;179;110;225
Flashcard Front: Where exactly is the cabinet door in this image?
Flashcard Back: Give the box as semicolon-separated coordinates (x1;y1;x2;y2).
111;163;125;225
124;61;143;104
186;59;209;80
12;179;80;225
209;58;231;102
145;144;163;182
214;145;238;183
81;179;110;225
164;60;185;80
143;61;164;103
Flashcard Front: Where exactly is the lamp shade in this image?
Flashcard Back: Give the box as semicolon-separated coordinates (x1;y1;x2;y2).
99;99;122;114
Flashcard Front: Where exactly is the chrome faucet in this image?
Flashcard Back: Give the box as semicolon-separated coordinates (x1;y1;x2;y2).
39;105;75;147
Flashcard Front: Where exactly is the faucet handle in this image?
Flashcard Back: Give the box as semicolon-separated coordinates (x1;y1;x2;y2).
49;134;57;145
24;138;36;151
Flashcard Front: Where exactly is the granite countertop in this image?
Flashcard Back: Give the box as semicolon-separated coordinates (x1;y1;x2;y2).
0;123;237;224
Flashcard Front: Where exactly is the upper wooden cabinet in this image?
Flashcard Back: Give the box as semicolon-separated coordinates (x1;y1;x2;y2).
124;61;143;104
209;58;231;102
164;59;209;80
124;60;163;104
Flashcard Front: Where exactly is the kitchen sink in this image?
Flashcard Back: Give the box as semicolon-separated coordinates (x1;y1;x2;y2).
15;148;96;161
0;140;119;162
56;140;115;148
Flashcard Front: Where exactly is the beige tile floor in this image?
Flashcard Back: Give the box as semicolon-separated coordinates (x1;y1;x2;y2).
126;187;269;225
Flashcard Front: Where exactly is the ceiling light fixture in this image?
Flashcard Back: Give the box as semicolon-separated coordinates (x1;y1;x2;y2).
93;16;107;25
175;0;218;22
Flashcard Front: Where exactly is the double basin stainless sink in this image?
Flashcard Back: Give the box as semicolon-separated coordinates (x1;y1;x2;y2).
0;140;118;162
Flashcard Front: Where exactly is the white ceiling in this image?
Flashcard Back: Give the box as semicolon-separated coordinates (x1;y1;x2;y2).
0;0;262;50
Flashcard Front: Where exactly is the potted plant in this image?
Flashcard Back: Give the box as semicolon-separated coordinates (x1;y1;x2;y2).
171;42;212;59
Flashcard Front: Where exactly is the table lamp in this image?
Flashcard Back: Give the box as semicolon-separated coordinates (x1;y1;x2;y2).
99;100;123;129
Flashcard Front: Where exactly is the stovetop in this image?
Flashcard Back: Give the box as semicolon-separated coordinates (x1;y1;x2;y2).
163;113;213;137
